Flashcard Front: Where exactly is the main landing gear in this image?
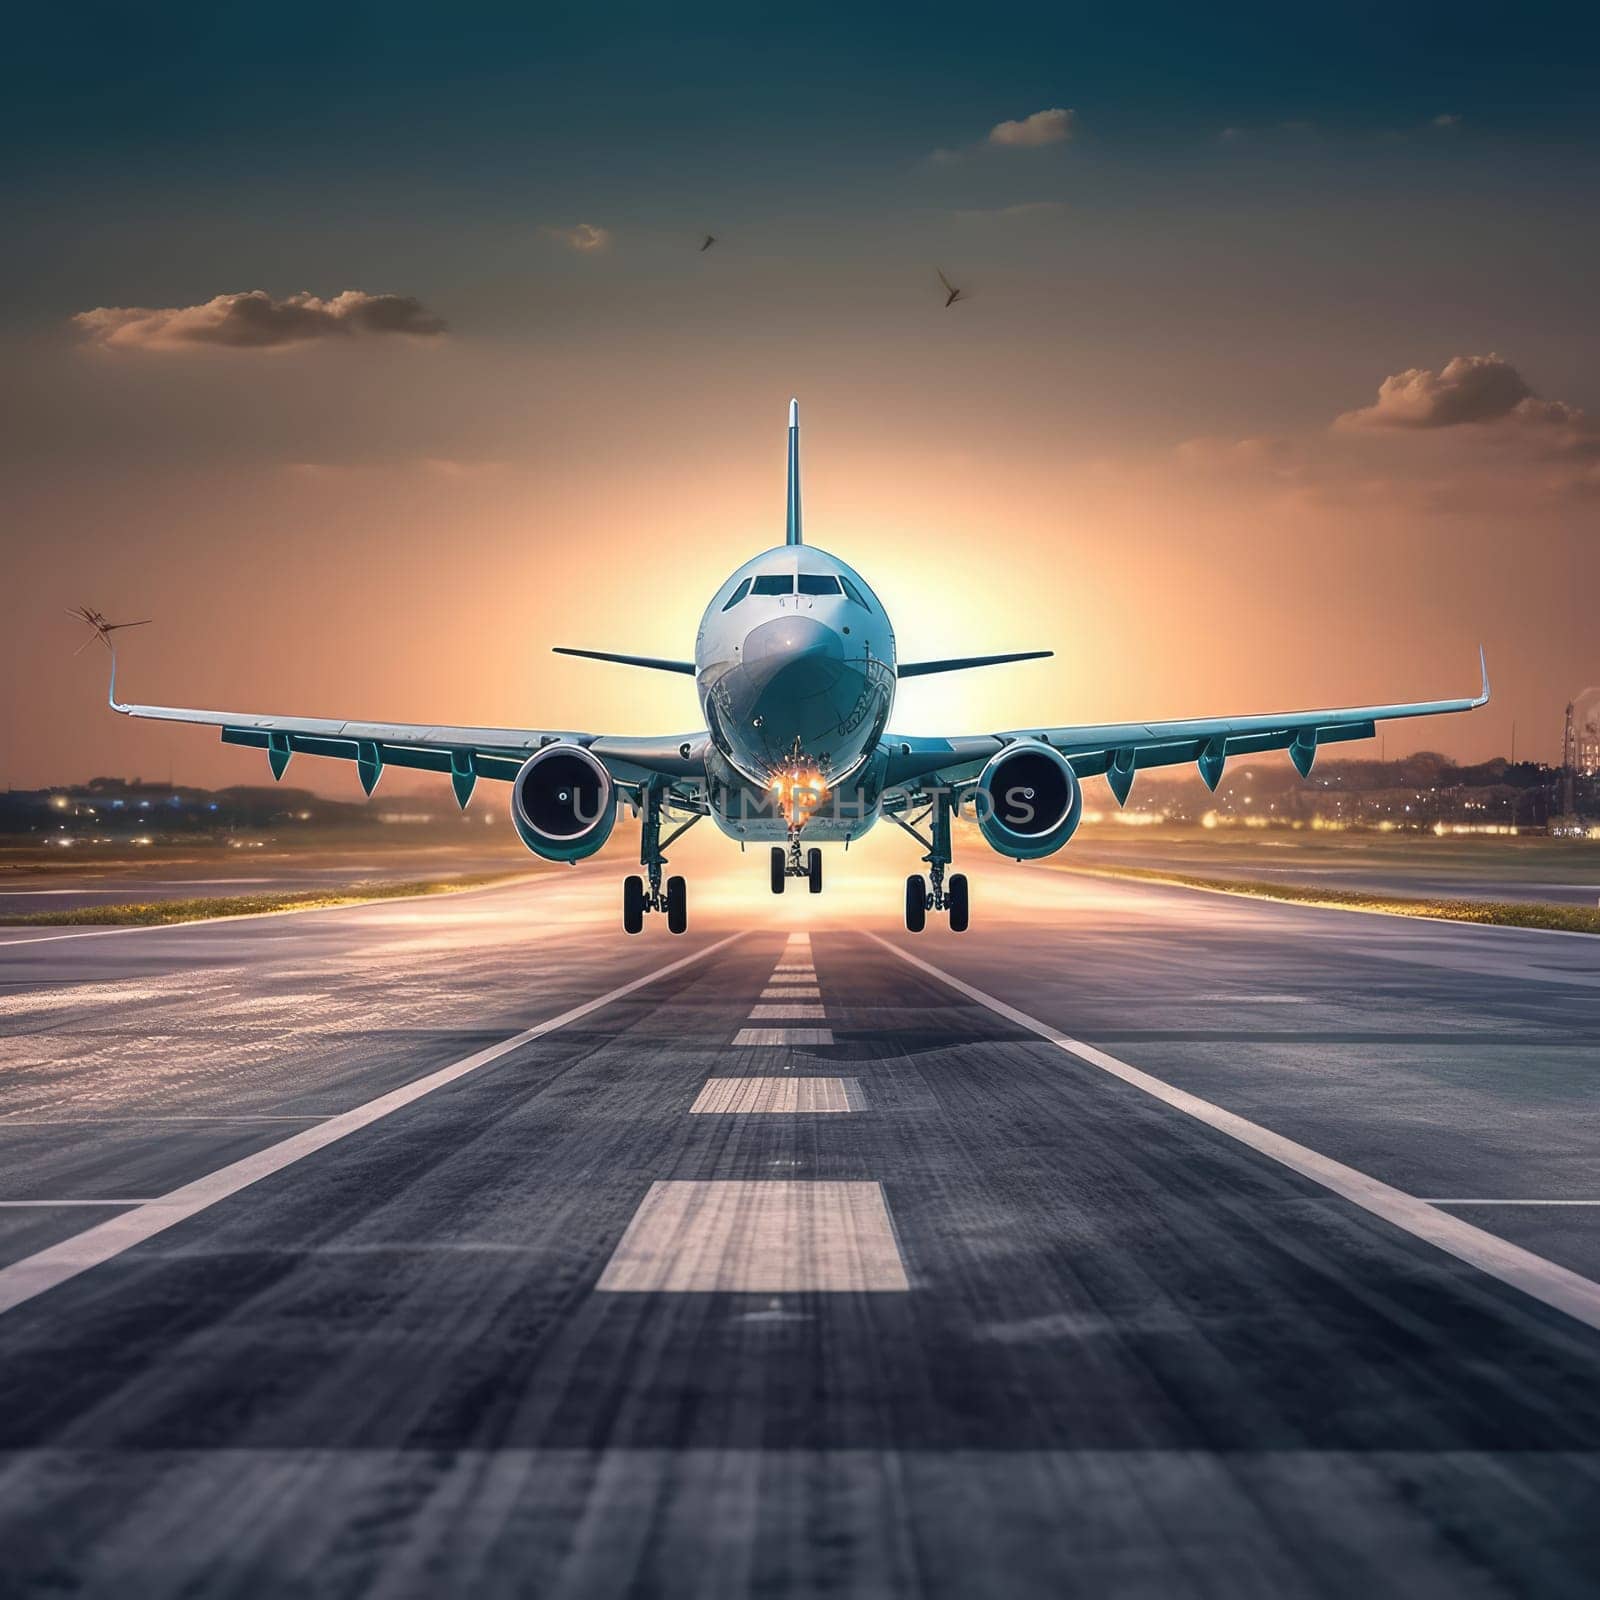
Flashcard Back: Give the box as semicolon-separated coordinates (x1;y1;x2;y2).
770;833;823;894
888;789;970;933
623;786;697;935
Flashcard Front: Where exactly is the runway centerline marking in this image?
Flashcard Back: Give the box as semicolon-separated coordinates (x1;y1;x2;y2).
760;985;821;999
690;1077;865;1114
0;934;739;1319
733;1027;834;1046
870;933;1600;1336
748;1004;826;1020
596;1181;908;1292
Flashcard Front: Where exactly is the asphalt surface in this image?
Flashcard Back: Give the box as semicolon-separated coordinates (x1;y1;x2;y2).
0;847;1597;1597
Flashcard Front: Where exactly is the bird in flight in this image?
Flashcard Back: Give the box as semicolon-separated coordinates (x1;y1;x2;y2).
937;268;967;308
67;605;151;655
700;234;717;252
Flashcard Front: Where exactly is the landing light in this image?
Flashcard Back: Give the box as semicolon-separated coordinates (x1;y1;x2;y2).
769;767;828;823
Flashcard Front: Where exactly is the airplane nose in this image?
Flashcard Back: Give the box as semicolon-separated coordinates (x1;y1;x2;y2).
742;615;845;695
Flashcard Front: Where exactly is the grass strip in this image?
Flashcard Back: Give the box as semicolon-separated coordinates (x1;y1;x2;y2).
1061;865;1600;935
3;871;530;928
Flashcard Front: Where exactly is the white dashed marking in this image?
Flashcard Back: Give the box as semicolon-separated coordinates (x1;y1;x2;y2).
596;1180;908;1292
748;1004;826;1020
733;1028;834;1046
690;1077;865;1114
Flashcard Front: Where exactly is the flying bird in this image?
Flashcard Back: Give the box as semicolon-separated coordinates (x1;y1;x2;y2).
700;234;717;252
936;268;967;308
66;605;151;655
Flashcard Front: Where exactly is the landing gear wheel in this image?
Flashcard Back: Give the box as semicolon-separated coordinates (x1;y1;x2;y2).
807;847;823;895
947;872;969;933
622;875;646;935
770;847;786;895
665;875;687;935
905;874;927;933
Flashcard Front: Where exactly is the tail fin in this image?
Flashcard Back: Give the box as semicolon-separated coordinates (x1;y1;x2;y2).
785;398;803;546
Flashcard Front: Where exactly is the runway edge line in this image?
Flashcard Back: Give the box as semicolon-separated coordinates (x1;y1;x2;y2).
869;932;1600;1337
0;932;741;1319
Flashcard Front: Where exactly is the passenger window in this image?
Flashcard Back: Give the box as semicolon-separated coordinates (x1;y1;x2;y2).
797;574;843;595
839;575;868;608
751;574;795;596
721;577;752;611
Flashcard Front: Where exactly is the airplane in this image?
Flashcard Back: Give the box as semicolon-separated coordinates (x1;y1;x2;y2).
87;399;1489;935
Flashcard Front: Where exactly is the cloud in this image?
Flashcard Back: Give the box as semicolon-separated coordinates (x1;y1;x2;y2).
1432;113;1462;129
547;222;611;252
1175;435;1301;477
73;289;446;351
1336;355;1600;464
283;456;509;480
951;200;1066;221
1336;353;1533;430
987;108;1075;148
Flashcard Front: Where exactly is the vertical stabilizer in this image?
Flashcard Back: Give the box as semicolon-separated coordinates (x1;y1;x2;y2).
785;398;803;545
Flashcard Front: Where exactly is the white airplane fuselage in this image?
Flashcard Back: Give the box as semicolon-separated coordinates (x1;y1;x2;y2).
694;544;897;841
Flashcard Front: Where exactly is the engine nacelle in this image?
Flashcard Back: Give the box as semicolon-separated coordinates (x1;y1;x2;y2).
510;744;617;862
974;740;1083;860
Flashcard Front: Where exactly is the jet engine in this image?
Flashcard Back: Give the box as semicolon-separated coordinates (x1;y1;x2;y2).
510;744;617;862
974;740;1083;860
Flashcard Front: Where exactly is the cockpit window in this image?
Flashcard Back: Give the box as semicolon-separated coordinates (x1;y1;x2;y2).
797;574;843;595
721;577;752;611
750;574;795;596
839;575;868;608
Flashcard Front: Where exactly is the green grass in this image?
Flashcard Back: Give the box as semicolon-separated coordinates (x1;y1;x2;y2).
1061;864;1600;935
4;871;529;928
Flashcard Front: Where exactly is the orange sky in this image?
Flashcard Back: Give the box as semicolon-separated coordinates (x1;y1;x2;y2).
5;17;1598;793
3;341;1592;794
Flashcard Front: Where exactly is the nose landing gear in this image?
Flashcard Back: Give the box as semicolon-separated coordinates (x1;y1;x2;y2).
770;835;823;894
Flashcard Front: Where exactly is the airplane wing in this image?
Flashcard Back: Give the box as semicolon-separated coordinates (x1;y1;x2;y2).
106;657;706;805
882;649;1490;804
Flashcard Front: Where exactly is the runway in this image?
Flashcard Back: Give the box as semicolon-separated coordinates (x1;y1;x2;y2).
1;850;1597;1596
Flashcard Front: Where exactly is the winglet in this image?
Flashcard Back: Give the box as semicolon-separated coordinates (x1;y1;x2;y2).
1475;644;1491;707
785;398;803;546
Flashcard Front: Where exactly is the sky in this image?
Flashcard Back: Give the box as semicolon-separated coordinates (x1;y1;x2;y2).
3;0;1598;793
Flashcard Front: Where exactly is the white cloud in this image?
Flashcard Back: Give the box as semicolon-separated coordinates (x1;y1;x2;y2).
548;222;612;252
950;200;1066;220
1336;354;1534;430
987;107;1076;148
73;290;445;351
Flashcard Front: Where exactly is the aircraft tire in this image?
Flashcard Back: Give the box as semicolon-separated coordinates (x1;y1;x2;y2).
947;872;969;933
622;875;646;935
665;875;687;934
905;874;927;933
807;847;823;894
771;847;786;894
